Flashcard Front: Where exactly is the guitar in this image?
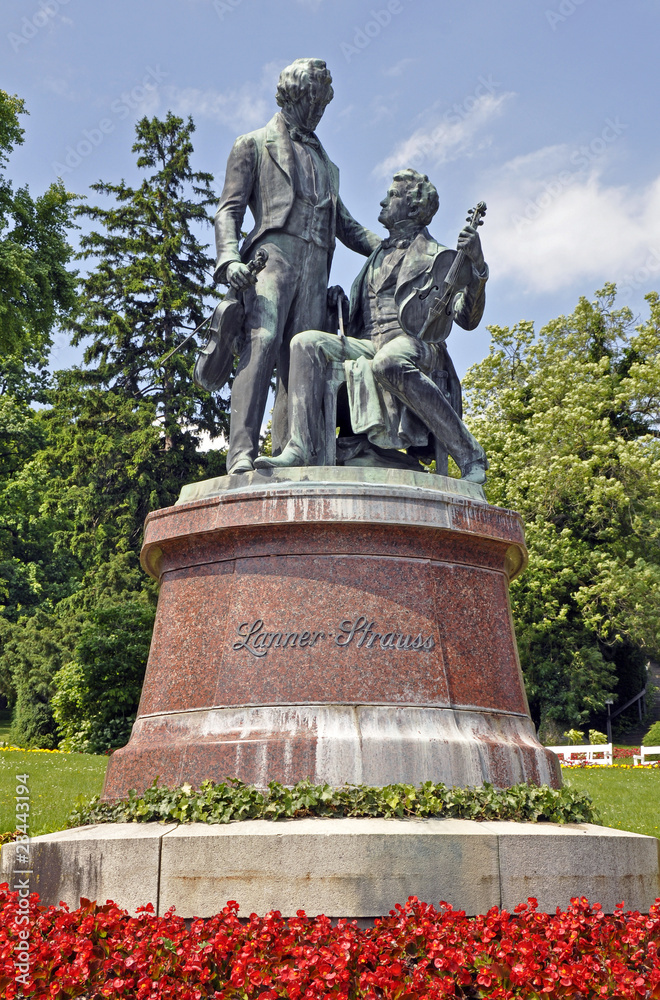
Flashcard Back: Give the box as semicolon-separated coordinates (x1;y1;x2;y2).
399;201;487;344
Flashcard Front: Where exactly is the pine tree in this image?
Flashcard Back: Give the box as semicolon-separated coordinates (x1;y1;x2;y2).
68;111;226;447
0;114;229;747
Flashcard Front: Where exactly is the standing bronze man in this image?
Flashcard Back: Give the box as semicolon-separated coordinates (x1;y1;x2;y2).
212;58;379;474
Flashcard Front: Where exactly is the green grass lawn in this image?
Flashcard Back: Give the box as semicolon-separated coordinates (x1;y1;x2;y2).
561;766;660;839
0;750;108;837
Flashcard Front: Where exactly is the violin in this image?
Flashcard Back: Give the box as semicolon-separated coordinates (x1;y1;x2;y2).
193;249;269;393
400;202;486;343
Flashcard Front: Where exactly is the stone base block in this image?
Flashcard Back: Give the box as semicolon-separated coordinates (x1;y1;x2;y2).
1;823;177;913
489;821;660;912
3;819;658;917
158;818;500;918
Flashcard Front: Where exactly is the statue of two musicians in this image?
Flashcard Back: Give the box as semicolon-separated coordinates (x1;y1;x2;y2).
195;57;489;485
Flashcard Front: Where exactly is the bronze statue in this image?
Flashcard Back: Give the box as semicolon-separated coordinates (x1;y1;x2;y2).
255;168;489;483
202;58;379;475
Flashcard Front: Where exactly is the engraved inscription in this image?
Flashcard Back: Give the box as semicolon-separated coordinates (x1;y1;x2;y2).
232;615;435;658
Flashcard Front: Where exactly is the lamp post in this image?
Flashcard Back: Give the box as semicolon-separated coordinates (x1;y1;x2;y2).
605;699;614;743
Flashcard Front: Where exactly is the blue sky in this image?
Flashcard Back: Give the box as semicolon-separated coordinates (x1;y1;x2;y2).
3;0;660;377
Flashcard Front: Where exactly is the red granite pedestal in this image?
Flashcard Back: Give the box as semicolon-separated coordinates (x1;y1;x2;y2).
102;468;560;800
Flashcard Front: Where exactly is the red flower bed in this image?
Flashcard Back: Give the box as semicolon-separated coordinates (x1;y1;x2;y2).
614;747;640;759
1;885;660;999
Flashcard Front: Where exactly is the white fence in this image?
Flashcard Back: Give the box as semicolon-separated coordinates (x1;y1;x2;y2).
632;746;660;766
547;743;613;766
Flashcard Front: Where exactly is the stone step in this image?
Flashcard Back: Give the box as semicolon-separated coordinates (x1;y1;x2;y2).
2;818;658;918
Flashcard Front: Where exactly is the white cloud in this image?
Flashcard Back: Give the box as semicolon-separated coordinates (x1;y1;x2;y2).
374;91;514;177
383;58;416;78
368;95;397;126
43;76;79;101
483;146;660;296
163;62;281;134
165;84;268;133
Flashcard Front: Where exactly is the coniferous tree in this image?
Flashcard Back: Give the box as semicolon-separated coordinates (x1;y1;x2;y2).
68;111;226;447
53;111;228;594
1;113;228;747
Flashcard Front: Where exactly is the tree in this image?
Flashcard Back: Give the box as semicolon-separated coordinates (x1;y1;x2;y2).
0;90;77;360
49;111;229;602
67;111;227;447
463;285;660;738
52;599;155;753
3;607;81;748
0;360;83;626
0;90;78;719
0;113;228;747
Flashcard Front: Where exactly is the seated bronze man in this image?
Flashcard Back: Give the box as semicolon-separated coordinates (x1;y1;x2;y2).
255;167;489;484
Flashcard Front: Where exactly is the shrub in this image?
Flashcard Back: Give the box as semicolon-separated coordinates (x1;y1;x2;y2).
563;728;584;745
3;609;80;748
588;728;608;744
642;720;660;746
69;777;598;828
53;599;154;753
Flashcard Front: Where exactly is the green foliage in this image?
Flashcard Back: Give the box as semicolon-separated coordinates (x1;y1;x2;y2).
0;365;83;629
67;111;226;446
0;92;25;162
463;285;660;732
0;112;227;743
563;729;585;746
3;608;81;748
53;599;154;753
0;92;79;716
69;777;597;828
588;729;608;745
642;721;660;747
43;382;175;600
0;90;77;359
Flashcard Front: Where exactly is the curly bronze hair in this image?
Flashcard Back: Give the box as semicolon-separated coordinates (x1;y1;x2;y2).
392;168;439;227
276;58;334;108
